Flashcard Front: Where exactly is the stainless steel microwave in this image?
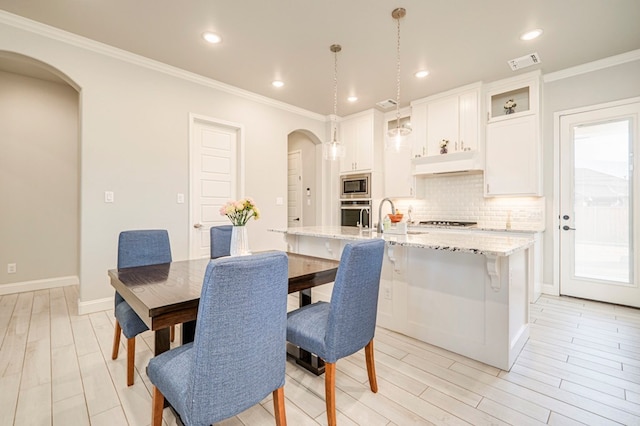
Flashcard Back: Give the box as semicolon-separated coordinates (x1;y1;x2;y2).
340;173;370;199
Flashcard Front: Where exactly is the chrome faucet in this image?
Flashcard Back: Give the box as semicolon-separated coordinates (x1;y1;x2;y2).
377;198;396;233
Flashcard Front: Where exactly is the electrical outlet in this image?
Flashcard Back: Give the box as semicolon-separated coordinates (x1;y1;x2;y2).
7;263;16;274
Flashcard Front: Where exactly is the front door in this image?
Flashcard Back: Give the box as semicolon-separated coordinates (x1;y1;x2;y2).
189;115;241;258
559;100;640;307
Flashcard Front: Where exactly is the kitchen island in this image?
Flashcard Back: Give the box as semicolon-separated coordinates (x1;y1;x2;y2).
273;226;534;371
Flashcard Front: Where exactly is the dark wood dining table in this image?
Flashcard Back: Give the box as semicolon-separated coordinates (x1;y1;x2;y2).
108;251;338;375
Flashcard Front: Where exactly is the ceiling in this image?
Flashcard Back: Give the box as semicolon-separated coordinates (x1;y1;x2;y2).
1;0;639;116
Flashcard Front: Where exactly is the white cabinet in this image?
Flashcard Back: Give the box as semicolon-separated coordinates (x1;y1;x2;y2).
339;110;383;173
410;83;483;175
384;109;417;198
484;71;541;196
485;115;540;195
426;90;478;154
384;144;416;197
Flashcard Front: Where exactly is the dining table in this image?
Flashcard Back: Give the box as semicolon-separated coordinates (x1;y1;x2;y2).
108;251;339;375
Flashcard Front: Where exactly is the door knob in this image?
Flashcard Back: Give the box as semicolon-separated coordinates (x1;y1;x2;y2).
562;225;576;231
193;223;203;229
293;218;300;221
562;215;570;220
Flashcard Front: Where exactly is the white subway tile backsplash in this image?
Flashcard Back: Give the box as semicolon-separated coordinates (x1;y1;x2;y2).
394;173;545;231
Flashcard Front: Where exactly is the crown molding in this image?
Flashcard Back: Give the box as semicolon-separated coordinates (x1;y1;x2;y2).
0;10;326;122
543;49;640;83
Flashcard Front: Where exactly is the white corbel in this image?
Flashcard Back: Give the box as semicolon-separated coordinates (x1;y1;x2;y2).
486;254;501;292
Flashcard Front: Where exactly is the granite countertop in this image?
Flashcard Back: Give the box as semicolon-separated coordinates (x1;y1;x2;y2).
272;226;534;257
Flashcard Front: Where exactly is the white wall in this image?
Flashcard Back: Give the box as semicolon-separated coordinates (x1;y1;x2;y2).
0;70;79;285
0;13;327;308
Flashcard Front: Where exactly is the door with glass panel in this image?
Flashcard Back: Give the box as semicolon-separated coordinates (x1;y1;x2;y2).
560;100;640;307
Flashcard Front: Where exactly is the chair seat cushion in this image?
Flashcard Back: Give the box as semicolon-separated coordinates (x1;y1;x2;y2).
115;301;149;339
287;301;330;360
147;342;194;418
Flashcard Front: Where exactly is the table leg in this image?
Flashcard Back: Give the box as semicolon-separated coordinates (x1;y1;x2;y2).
154;327;171;356
293;288;325;375
181;320;196;345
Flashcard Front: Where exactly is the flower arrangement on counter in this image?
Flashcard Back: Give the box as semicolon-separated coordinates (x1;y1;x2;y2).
440;139;449;154
219;198;260;226
504;99;517;114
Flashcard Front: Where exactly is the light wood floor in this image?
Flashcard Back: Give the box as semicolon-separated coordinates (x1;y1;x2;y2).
2;286;640;425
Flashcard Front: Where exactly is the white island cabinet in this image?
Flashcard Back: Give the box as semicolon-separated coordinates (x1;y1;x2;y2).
273;226;534;371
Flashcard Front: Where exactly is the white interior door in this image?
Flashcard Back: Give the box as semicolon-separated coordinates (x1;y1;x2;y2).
287;150;302;227
190;116;239;258
559;100;640;307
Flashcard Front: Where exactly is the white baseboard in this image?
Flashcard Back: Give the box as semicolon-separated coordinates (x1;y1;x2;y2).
0;275;79;295
78;296;113;315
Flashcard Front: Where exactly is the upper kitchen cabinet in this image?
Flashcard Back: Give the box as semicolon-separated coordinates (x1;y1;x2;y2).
384;109;418;198
484;71;542;196
339;109;384;174
411;83;483;174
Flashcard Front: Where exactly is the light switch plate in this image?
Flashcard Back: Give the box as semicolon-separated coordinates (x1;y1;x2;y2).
276;197;284;205
104;191;114;203
177;193;185;204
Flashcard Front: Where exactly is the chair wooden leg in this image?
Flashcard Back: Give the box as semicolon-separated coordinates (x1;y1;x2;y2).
170;325;175;343
325;362;337;426
272;386;287;426
127;337;135;386
111;321;121;360
365;340;378;393
151;386;165;426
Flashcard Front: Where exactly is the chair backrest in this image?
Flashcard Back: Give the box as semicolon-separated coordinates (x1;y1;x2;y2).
116;230;172;306
118;229;172;269
185;251;289;425
210;225;232;258
325;239;385;362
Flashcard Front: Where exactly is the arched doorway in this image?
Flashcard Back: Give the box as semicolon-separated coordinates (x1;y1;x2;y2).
0;52;81;293
287;130;322;227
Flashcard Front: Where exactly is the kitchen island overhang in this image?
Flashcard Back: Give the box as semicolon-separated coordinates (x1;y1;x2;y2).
273;226;534;371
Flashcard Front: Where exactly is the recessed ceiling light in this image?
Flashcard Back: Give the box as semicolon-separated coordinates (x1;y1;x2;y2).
202;32;222;44
415;70;430;78
272;80;284;88
347;96;358;102
520;29;543;41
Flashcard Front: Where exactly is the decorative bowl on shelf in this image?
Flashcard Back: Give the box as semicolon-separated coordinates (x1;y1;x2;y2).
388;213;403;223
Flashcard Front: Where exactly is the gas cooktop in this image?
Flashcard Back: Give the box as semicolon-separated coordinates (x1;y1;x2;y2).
418;220;478;227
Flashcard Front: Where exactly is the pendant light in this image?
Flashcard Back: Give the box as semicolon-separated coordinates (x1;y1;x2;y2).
323;44;346;161
387;7;412;151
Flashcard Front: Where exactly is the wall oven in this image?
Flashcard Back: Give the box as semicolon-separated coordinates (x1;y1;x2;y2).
340;173;370;199
340;200;371;228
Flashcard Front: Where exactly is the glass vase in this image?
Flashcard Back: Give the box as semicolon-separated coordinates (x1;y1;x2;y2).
230;225;251;256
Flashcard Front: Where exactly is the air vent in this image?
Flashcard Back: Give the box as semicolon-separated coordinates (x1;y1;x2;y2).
376;99;397;109
507;52;541;71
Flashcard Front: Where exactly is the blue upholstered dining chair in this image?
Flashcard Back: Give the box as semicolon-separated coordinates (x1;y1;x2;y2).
286;239;385;426
111;229;173;386
210;224;232;258
148;251;289;426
